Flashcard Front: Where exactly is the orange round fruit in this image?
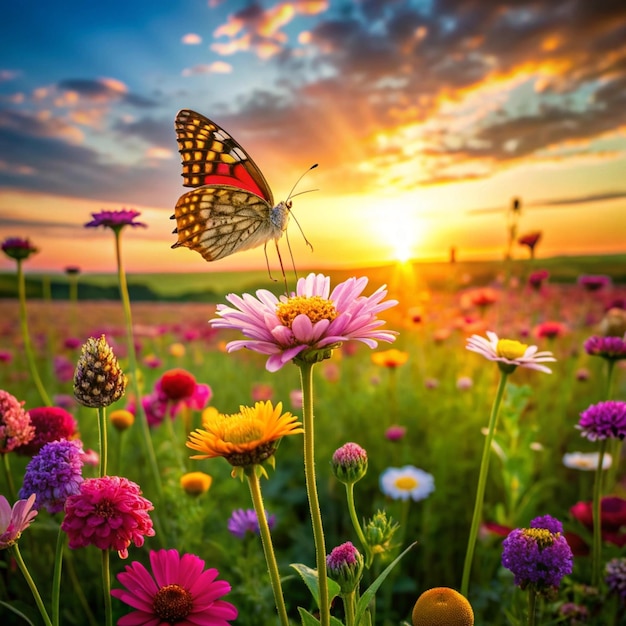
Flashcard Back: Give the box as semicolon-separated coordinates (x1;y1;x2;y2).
412;587;474;626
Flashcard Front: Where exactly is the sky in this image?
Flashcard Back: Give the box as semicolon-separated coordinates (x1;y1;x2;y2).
1;0;625;275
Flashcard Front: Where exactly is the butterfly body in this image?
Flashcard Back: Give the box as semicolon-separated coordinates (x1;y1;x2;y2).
171;109;292;262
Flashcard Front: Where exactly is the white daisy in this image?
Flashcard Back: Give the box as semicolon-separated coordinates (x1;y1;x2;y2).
380;466;435;501
563;451;612;471
466;331;556;374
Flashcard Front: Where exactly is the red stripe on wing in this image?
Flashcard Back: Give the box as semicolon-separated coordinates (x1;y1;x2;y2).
204;162;269;201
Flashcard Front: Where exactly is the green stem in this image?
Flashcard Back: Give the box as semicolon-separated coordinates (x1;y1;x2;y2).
592;439;607;588
527;588;537;626
605;359;616;400
1;453;16;501
344;590;356;626
98;407;108;477
245;468;290;626
102;550;112;626
298;361;330;626
113;231;163;499
16;259;52;406
461;370;509;597
51;527;66;626
12;543;53;626
345;483;372;567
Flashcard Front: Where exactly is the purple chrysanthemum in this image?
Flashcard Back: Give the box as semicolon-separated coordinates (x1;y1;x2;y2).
605;557;626;601
111;549;237;625
19;440;84;514
61;476;155;558
1;237;39;261
584;335;626;360
577;400;626;441
85;208;146;231
0;390;34;453
501;524;573;592
530;514;563;535
210;273;398;372
227;508;275;539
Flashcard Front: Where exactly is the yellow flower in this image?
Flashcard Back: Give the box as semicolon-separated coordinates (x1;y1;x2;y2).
180;471;212;496
168;342;186;357
371;349;409;368
109;409;135;432
186;401;303;467
412;587;474;626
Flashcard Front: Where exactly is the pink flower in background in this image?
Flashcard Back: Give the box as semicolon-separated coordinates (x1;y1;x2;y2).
578;274;611;292
534;321;568;340
15;406;77;456
0;494;38;549
84;208;147;232
0;390;34;453
528;269;550;291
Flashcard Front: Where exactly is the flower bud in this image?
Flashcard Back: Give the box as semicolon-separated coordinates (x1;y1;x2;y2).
326;542;364;595
363;510;399;555
331;442;368;485
73;335;127;408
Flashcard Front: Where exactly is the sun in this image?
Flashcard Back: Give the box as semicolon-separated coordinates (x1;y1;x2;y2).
377;203;425;263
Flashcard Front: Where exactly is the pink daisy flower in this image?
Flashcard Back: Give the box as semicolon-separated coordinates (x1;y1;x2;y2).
210;273;398;372
111;548;237;625
0;493;38;549
61;476;155;558
466;331;556;374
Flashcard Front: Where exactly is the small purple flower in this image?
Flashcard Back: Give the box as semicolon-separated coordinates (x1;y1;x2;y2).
501;524;573;592
577;400;626;441
530;514;563;535
1;237;39;261
605;557;626;600
227;508;275;539
85;209;147;232
578;274;611;292
19;440;84;514
332;442;368;485
326;541;364;594
385;425;406;441
584;335;626;361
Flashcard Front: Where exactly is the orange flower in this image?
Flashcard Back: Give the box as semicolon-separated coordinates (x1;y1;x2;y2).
186;401;303;467
412;587;474;626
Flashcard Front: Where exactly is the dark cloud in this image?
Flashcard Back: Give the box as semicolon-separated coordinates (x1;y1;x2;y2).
113;115;174;148
57;79;158;108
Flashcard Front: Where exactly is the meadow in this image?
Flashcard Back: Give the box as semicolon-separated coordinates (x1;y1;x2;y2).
1;252;625;626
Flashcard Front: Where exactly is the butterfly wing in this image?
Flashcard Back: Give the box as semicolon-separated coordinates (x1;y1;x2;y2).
175;109;274;205
171;186;282;261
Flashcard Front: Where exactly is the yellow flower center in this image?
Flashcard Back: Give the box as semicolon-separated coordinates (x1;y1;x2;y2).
219;414;265;444
523;528;556;550
395;476;419;491
276;296;337;328
496;339;528;360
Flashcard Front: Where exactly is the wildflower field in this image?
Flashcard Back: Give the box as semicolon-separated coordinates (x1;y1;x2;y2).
1;233;626;625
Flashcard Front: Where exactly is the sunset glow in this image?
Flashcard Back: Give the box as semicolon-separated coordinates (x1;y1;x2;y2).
0;1;624;275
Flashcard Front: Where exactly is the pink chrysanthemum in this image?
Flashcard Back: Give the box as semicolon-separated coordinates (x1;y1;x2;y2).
84;208;146;231
210;273;398;372
466;331;556;374
15;406;77;456
0;493;38;549
1;237;39;261
0;390;35;454
61;476;155;558
111;548;237;625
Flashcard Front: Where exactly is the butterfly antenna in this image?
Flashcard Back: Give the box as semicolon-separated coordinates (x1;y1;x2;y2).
286;163;318;202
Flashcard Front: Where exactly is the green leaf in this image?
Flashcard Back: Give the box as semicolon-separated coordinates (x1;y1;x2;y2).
0;601;36;625
290;563;341;609
297;607;345;626
354;542;417;625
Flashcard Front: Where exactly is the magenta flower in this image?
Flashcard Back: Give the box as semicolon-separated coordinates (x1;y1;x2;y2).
61;476;155;558
210;273;398;372
578;274;611;292
466;331;556;374
111;548;237;625
1;237;39;261
584;335;626;361
332;442;368;485
15;405;78;456
84;208;147;232
577;400;626;441
0;390;35;454
0;493;38;549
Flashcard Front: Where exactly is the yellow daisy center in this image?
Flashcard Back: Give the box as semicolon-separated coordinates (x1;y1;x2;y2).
217;414;265;444
496;339;528;360
276;296;337;328
395;476;419;491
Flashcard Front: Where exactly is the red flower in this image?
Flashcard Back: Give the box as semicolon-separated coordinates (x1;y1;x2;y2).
15;406;77;456
570;497;626;547
159;369;197;401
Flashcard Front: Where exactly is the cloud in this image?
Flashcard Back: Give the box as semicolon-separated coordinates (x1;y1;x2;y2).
181;61;233;76
181;33;202;45
56;78;157;108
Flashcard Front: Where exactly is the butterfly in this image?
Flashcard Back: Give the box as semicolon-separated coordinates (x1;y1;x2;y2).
170;109;314;277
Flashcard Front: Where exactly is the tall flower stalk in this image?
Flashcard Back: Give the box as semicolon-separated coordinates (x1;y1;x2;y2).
462;332;555;597
85;210;163;497
2;238;51;406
